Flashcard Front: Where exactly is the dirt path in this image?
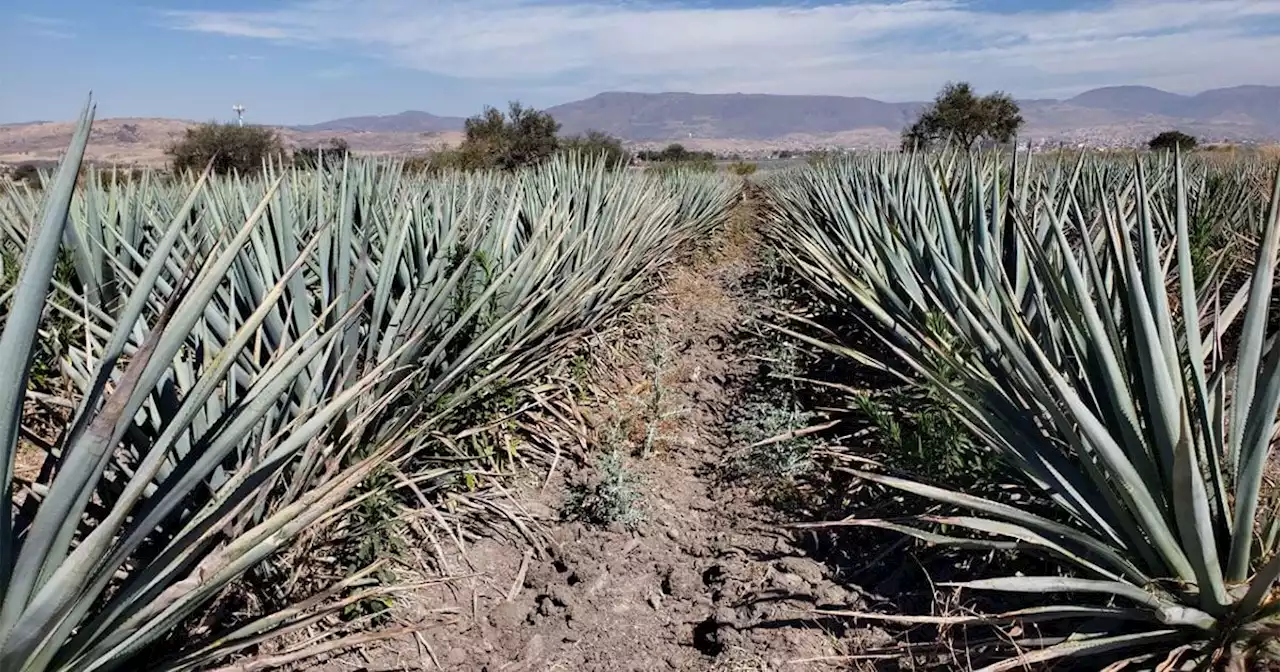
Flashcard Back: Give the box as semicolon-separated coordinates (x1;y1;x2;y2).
321;201;873;672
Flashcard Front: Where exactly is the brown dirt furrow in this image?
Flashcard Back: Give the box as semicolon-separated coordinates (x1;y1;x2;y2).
313;200;874;671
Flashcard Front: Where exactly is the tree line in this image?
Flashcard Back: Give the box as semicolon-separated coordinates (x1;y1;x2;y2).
160;102;740;178
161;102;636;176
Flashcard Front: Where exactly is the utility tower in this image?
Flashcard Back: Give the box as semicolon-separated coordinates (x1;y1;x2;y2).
232;104;246;127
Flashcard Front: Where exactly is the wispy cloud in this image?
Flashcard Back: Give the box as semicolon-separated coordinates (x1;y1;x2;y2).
227;54;266;61
314;64;358;79
164;0;1280;99
20;13;76;40
18;13;69;27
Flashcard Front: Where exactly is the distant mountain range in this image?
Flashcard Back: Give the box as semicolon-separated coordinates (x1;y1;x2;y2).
4;85;1278;167
297;110;465;134
295;85;1280;142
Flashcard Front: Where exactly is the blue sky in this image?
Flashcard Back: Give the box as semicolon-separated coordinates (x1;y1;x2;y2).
3;0;1279;125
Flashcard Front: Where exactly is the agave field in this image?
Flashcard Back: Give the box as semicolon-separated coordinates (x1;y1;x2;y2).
0;101;736;671
7;97;1280;671
763;150;1280;668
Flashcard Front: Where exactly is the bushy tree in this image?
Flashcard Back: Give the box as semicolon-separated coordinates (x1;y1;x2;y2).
294;137;350;170
637;143;715;163
902;82;1023;151
459;102;560;171
168;122;285;175
640;143;718;174
560;130;630;170
1149;130;1198;152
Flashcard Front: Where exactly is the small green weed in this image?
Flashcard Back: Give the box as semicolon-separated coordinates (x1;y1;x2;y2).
729;392;817;483
336;465;406;625
853;389;1000;487
853;311;1004;489
564;449;645;528
639;321;687;456
567;352;591;397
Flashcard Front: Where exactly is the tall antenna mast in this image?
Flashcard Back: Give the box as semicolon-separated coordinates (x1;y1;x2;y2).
232;104;246;127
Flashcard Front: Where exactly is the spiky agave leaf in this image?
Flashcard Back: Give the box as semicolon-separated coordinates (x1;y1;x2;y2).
763;150;1280;668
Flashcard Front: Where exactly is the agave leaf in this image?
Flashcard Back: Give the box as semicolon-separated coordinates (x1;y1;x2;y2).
1170;408;1229;612
943;576;1214;629
1227;168;1280;581
1227;158;1280;483
817;605;1152;627
839;469;1151;584
975;630;1186;672
0;95;95;633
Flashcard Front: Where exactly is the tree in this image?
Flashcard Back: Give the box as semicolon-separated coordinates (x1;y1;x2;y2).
168;122;285;175
294;137;350;170
658;143;690;162
901;82;1023;151
1149;130;1198;152
560;130;630;170
460;102;561;171
636;144;715;163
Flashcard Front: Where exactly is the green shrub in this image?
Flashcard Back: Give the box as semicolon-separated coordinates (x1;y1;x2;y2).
804;150;841;166
294;137;350;170
727;161;757;176
459;102;560;171
167;122;285;176
637;143;715;163
852;311;1004;489
560;130;630;170
400;155;432;174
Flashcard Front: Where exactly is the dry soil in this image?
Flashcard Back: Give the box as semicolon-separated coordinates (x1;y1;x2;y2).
309;200;881;672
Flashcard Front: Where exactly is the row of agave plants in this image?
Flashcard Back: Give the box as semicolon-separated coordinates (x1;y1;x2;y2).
763;149;1280;669
0;100;737;671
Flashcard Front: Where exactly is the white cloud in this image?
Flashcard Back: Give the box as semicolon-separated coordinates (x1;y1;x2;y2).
164;0;1280;100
